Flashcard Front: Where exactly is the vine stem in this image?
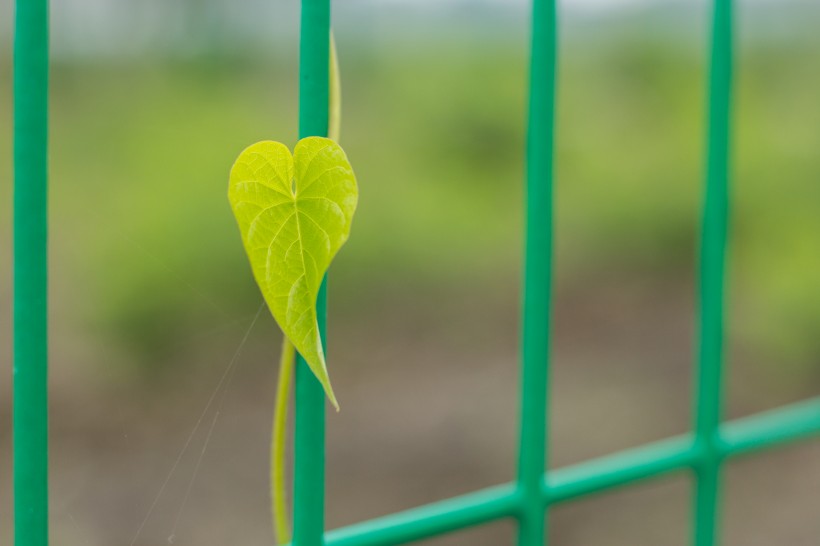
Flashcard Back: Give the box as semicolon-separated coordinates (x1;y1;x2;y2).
329;31;341;142
272;338;295;544
270;31;341;545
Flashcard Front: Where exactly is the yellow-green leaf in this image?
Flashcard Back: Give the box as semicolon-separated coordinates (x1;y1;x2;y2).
228;137;358;409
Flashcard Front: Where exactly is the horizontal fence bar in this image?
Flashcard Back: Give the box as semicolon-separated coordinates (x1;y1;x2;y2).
323;484;520;546
316;396;820;546
720;397;820;457
545;436;699;503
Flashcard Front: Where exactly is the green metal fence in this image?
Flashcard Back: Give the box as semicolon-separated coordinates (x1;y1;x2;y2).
11;0;820;545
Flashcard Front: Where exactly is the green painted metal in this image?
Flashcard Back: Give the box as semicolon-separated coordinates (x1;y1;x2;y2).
517;0;557;542
292;396;820;546
546;437;699;504
292;0;331;545
9;0;820;545
325;484;520;546
721;397;820;456
693;0;733;544
13;0;50;545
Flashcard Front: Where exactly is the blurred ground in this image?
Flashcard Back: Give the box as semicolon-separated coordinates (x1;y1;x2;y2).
1;1;819;544
7;276;819;546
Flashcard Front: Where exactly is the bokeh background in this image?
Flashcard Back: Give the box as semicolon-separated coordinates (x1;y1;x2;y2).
1;0;819;544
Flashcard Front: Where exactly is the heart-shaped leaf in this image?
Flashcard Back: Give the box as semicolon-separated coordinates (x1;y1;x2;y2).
228;137;358;409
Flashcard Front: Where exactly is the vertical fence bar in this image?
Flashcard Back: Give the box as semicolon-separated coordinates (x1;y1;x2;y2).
693;0;733;545
13;0;50;545
517;0;557;543
293;0;330;544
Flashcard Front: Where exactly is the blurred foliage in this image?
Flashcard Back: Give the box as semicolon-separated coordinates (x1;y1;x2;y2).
0;29;818;378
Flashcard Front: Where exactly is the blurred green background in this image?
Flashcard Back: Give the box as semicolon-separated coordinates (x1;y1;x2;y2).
1;0;818;544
